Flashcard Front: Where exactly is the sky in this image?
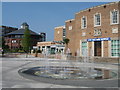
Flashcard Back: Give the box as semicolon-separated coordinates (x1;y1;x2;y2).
2;2;110;41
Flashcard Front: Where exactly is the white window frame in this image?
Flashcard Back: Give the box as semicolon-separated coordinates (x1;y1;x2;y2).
108;41;111;57
81;16;87;29
92;41;94;57
12;40;17;43
110;39;120;57
81;41;88;56
68;26;72;30
94;13;101;27
110;10;119;25
57;31;60;34
101;41;104;57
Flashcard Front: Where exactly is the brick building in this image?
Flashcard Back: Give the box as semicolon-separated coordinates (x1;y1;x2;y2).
0;26;18;37
54;26;66;42
65;2;120;58
4;22;46;49
35;26;66;54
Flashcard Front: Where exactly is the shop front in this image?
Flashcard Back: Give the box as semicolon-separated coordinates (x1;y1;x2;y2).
87;37;111;57
80;37;113;57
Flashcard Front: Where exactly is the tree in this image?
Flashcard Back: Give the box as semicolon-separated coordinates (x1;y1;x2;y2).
63;38;70;54
0;36;2;48
22;28;31;54
0;37;9;56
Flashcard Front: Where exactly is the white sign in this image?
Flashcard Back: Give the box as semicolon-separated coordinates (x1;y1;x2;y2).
87;37;111;42
82;32;86;36
94;29;101;36
112;28;118;33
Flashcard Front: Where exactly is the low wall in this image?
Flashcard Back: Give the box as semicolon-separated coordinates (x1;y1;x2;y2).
31;53;119;63
92;57;119;63
31;53;64;59
80;57;119;63
32;53;44;58
65;56;119;63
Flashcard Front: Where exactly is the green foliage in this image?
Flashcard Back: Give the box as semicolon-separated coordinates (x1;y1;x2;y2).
0;36;2;48
18;50;25;53
63;38;70;45
10;48;19;53
32;49;41;53
0;37;9;52
22;28;31;53
4;45;10;52
33;49;36;53
1;37;5;48
63;38;70;54
37;50;42;53
9;49;25;53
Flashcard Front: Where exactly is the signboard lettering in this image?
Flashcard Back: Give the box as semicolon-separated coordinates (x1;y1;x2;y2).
87;37;110;42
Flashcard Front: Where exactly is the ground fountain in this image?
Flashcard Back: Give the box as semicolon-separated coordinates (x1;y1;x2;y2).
19;62;117;80
18;48;118;86
81;48;99;79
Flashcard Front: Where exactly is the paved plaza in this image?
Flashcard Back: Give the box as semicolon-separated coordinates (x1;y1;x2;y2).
1;56;119;88
1;57;83;88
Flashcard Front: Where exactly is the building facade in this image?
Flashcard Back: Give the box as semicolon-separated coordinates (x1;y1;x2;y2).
35;26;66;54
36;41;65;54
4;22;46;49
0;26;18;37
65;2;120;58
39;32;46;42
54;26;66;42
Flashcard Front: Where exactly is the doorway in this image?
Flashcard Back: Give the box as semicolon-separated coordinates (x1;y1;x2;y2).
94;41;101;56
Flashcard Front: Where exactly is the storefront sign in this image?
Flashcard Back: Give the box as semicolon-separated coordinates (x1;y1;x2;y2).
87;37;111;42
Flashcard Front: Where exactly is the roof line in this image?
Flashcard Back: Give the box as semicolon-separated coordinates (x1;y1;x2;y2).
75;2;119;15
54;25;65;29
65;19;75;22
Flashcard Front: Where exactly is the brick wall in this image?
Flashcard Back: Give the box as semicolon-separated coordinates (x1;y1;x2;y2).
54;26;64;41
66;19;76;56
66;2;120;57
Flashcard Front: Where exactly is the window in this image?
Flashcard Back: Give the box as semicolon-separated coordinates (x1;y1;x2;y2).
81;16;87;29
69;26;72;30
94;13;101;26
63;29;66;37
111;40;120;57
57;31;60;34
81;42;87;56
15;35;21;38
110;10;119;24
12;40;17;43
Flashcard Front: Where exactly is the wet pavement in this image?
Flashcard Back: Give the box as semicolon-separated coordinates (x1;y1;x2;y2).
1;57;119;88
